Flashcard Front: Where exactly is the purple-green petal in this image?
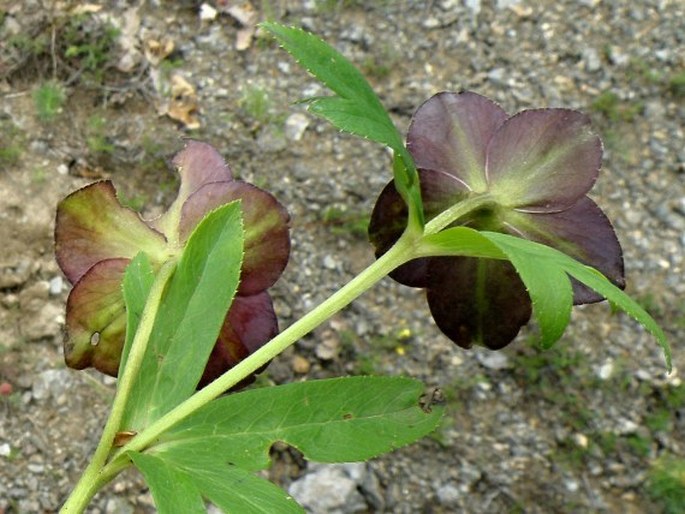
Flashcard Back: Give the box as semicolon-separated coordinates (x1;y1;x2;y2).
64;258;129;376
369;169;470;287
55;181;167;284
426;257;532;349
153;140;235;236
486;109;601;209
179;181;290;295
505;197;625;303
407;91;507;192
199;292;278;388
169;139;234;208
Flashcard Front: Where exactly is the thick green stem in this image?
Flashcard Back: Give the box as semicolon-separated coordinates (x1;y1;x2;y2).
424;193;494;235
110;233;418;461
60;261;177;514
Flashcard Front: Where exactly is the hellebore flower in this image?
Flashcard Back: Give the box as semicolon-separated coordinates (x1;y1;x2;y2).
55;140;290;387
369;92;624;350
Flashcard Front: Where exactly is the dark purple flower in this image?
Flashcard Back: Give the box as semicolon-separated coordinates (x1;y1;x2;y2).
369;92;624;350
55;141;290;386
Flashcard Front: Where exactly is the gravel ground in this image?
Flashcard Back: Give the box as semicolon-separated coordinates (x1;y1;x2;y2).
1;0;684;512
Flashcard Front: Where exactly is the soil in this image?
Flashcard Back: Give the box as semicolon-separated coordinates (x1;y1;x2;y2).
1;1;684;513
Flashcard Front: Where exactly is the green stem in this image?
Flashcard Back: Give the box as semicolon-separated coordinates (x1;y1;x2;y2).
60;261;177;514
424;193;494;235
110;232;418;460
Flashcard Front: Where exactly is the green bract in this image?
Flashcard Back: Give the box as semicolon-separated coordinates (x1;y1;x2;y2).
55;140;290;385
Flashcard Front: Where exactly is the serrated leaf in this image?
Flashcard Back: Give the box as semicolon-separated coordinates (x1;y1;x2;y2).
307;96;402;150
262;22;403;143
122;202;244;431
423;227;566;346
149;377;442;471
482;235;572;348
483;232;670;367
261;22;423;230
129;452;206;514
130;450;303;514
420;228;670;368
119;252;155;374
428;228;572;348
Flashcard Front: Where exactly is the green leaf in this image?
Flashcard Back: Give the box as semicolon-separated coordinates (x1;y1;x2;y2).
306;96;402;149
421;226;507;260
129;452;206;514
420;228;670;369
481;233;573;348
260;24;397;144
261;22;424;231
422;227;570;346
485;232;671;368
482;232;670;367
122;202;244;431
130;450;303;514
149;377;442;471
119;252;155;374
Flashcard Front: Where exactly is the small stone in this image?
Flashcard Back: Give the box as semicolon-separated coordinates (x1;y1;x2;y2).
1;293;19;308
199;3;218;21
422;17;440;29
439;0;460;9
315;332;340;361
288;464;367;514
582;47;601;72
340;25;365;43
0;259;32;289
616;418;639;435
358;465;384;511
635;369;652;381
292;354;311;374
477;381;492;392
503;1;533;17
496;0;521;7
597;360;614;380
565;479;579;492
572;433;589;449
464;0;481;15
450;354;464;366
105;497;135;514
3;15;21;36
436;482;461;506
322;255;337;270
284;113;310;141
476;351;512;370
27;463;44;474
0;442;11;457
48;276;64;296
487;68;507;87
32;369;73;401
608;46;629;67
